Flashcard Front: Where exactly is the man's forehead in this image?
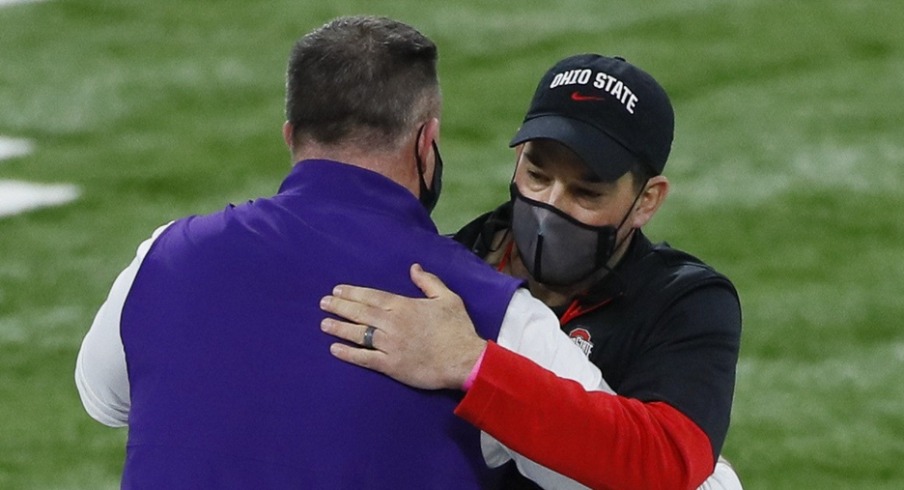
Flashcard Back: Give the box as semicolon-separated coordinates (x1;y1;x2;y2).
522;141;605;183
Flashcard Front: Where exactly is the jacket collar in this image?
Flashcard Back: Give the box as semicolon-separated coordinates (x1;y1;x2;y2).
278;159;437;233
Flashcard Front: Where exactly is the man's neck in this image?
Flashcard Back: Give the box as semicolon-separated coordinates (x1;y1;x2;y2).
292;143;419;197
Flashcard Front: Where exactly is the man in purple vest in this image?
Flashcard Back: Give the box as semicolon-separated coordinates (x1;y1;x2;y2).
75;16;605;489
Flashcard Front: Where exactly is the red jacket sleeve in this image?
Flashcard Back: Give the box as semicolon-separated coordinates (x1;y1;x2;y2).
454;341;714;490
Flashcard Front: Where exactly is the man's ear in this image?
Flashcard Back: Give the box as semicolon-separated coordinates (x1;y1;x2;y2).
282;121;295;153
414;117;441;185
631;175;669;228
418;117;440;162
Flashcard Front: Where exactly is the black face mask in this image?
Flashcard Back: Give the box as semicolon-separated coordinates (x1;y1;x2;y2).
510;183;642;286
414;125;443;214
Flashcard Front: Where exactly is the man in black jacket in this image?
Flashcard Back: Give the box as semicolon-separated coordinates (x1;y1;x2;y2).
320;54;742;490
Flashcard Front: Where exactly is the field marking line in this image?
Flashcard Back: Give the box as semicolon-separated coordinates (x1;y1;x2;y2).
0;137;81;218
2;2;80;219
0;181;80;217
0;0;47;7
0;137;32;160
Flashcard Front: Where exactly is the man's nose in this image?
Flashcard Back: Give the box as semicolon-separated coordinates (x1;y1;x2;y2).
544;182;568;209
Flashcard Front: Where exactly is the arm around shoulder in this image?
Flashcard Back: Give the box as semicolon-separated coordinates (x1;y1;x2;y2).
455;341;715;490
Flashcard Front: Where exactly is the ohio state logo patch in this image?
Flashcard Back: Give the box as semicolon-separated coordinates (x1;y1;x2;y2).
568;328;594;357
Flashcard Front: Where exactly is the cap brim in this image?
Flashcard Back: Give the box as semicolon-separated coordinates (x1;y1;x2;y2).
509;115;639;181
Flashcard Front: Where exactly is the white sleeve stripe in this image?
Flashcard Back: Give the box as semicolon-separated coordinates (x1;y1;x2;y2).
74;222;172;427
74;350;129;427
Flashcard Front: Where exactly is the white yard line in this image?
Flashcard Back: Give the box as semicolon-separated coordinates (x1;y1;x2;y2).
0;137;80;218
0;181;80;217
2;1;81;219
2;3;79;219
0;137;32;160
0;0;47;7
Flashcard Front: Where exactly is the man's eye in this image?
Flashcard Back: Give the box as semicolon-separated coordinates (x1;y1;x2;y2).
575;188;602;199
527;171;549;182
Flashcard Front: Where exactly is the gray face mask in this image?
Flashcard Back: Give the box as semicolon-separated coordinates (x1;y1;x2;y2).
510;184;638;286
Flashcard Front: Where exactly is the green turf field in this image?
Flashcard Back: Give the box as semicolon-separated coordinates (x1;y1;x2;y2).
1;0;903;488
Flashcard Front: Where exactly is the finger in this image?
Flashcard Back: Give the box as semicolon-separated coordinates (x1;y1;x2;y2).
329;342;388;372
331;283;415;308
320;294;385;327
410;263;453;300
321;318;375;347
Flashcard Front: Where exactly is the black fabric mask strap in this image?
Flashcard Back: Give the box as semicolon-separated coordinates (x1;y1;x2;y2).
610;179;649;255
414;124;442;213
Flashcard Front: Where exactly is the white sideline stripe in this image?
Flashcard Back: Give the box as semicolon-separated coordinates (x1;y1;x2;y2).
0;137;33;160
1;137;81;218
0;181;80;217
0;0;47;6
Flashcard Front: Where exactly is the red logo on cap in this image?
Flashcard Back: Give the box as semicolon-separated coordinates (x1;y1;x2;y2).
570;91;605;102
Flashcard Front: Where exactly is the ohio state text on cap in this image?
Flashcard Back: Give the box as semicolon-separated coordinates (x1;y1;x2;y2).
510;54;675;181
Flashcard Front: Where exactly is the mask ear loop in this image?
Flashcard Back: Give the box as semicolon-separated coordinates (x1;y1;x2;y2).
414;124;442;213
607;178;649;261
414;124;429;197
587;182;649;290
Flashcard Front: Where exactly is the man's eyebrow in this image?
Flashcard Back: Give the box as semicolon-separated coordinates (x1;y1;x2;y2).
522;149;545;167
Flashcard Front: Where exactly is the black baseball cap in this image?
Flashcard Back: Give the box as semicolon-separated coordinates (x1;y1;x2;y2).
510;54;675;181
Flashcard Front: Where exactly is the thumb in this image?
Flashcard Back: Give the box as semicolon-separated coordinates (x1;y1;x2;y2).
410;263;450;299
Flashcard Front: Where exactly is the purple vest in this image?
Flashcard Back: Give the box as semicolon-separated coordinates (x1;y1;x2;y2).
119;160;521;489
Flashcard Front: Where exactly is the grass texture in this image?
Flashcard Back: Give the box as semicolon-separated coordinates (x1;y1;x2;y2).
1;0;903;488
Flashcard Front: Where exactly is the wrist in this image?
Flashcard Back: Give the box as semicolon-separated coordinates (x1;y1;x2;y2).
461;341;488;391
